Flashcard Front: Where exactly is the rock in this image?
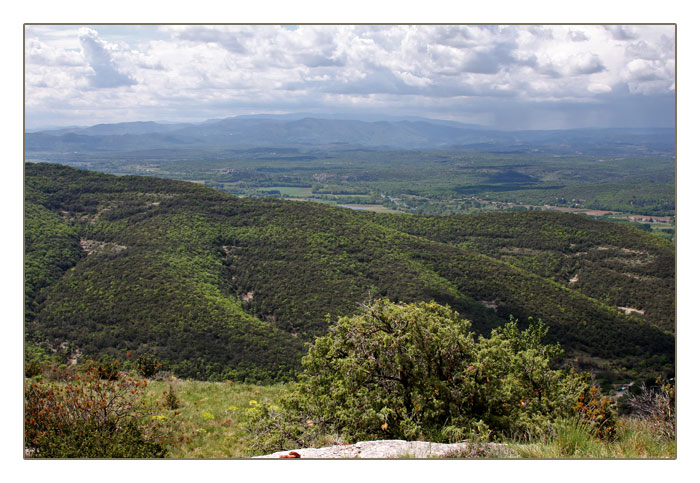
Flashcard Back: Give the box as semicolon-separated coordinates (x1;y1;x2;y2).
254;440;508;459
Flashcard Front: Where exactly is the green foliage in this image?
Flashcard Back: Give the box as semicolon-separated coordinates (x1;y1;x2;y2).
24;365;174;458
548;418;600;457
513;416;675;459
24;163;675;383
24;342;60;378
246;300;590;452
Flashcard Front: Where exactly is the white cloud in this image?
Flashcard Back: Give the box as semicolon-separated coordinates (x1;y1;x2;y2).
24;24;676;129
78;28;136;88
587;83;612;94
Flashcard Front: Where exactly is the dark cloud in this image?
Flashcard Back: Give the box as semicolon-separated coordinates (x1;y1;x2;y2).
461;50;502;74
79;28;136;88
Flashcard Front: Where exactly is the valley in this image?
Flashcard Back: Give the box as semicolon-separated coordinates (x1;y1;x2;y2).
26;118;675;241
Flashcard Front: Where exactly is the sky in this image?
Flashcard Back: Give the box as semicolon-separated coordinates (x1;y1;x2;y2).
24;24;675;131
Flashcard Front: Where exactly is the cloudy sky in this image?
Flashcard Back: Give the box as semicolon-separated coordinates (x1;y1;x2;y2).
24;24;675;130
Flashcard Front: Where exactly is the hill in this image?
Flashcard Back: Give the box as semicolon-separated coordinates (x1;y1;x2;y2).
24;163;675;383
25;117;675;154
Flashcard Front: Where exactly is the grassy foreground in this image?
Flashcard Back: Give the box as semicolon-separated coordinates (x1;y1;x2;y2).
141;379;674;459
143;379;290;458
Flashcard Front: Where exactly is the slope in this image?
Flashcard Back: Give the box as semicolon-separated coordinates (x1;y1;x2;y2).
24;163;675;382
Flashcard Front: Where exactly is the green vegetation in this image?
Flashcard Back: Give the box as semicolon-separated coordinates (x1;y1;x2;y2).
511;416;675;458
24;163;674;385
23;150;675;459
24;347;674;459
24;364;172;458
32;145;675;220
245;300;595;453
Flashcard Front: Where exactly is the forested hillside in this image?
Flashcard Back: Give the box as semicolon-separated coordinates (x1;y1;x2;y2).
24;163;675;383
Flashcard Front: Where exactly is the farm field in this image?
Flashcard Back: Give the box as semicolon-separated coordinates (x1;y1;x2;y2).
27;148;676;241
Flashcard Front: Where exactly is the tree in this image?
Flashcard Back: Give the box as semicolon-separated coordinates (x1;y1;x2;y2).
246;300;590;453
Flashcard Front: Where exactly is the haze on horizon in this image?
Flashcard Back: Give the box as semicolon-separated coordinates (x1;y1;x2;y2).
24;24;675;131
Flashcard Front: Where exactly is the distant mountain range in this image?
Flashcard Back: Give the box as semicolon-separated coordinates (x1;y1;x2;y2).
25;115;675;153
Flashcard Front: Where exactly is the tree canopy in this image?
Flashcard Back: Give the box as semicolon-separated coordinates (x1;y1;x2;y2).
246;300;592;451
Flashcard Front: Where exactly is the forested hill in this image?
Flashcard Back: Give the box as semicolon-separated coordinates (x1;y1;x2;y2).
24;163;675;383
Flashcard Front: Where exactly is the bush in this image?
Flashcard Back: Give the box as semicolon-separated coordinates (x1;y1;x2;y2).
24;365;174;458
136;353;162;378
246;300;589;453
93;357;121;380
623;380;675;440
164;383;180;410
574;386;617;440
24;342;58;378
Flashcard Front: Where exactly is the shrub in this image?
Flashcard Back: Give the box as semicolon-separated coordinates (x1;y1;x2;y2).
624;380;675;440
136;353;162;378
164;383;180;410
24;343;58;378
245;299;589;452
93;357;121;380
24;365;174;458
573;386;617;440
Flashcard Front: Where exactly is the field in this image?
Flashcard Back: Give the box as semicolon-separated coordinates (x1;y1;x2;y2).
29;148;675;240
143;379;289;458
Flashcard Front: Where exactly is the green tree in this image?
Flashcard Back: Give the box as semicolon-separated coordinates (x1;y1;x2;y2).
246;300;590;453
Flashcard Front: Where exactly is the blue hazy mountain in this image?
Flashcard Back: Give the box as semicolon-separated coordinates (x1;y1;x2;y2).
25;115;675;153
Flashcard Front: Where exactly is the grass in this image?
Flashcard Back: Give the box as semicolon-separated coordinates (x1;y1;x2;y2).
145;379;674;459
144;378;289;458
26;373;675;459
510;418;675;459
255;186;314;197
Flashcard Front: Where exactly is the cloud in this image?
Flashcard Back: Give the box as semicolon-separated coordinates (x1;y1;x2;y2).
172;26;249;54
587;83;612;94
570;53;606;75
78;28;136;88
24;24;676;130
25;38;83;67
568;30;589;42
605;25;638;41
